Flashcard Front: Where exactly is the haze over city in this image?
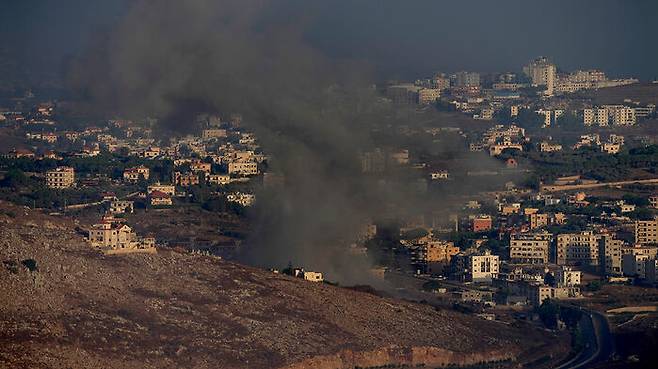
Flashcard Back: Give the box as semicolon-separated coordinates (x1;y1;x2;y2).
1;1;658;368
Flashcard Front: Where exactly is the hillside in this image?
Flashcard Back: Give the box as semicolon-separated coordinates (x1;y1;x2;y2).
584;83;658;106
0;201;564;369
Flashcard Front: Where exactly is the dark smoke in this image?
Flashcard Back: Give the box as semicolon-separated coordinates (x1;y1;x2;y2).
70;0;503;285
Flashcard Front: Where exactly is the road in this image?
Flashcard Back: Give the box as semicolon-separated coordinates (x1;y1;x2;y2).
541;178;658;193
556;308;615;369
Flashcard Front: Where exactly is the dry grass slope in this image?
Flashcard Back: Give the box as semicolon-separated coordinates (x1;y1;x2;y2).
0;201;556;368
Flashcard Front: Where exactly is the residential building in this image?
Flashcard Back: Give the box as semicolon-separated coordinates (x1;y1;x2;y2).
622;253;651;279
430;170;450;180
649;195;658;209
227;192;256;207
472;215;492;232
540;141;562;152
302;271;324;282
529;213;549;230
123;166;150;182
452;250;499;283
228;161;259;176
599;235;622;276
583;108;609;126
645;259;658;284
418;88;440;104
523;57;556;96
556;266;581;287
150;191;173;206
46;166;75;189
147;183;175;196
87;218;156;254
88;220;135;249
190;161;212;174
509;233;552;264
202;128;227;139
452;71;480;87
208;174;232;185
556;232;600;266
173;172;200;187
109;200;134;214
635;218;658;245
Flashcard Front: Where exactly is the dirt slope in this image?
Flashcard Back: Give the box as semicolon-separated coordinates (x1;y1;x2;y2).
0;201;556;368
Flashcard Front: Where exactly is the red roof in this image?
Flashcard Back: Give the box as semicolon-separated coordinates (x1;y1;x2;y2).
150;191;171;199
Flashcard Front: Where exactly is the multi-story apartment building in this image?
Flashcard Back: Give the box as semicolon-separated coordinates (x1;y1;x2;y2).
46;166;75;189
509;233;552;264
452;71;480;87
452;250;499;282
599;235;622;276
635;218;658;245
583;108;609;126
606;105;637;125
228;161;259;176
418;88;441;104
529;213;549;230
523;57;556;96
556;232;600;266
202;128;227;139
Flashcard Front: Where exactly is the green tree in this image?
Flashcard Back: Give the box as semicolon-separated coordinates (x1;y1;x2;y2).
537;299;560;329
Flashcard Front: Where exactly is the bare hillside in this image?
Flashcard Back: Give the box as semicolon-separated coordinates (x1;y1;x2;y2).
0;201;562;368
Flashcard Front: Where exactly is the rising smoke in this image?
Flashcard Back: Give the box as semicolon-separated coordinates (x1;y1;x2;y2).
70;0;502;285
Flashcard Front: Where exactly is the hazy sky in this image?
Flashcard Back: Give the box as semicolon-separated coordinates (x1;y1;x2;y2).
1;0;657;82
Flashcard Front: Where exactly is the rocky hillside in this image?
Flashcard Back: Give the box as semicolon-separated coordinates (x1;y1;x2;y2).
0;201;561;368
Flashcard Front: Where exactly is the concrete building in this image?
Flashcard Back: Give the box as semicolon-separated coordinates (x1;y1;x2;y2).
583;108;609;126
88;220;135;249
623;253;651;279
88;218;156;254
109;200;134;214
509;233;552;264
635;218;658;245
150;191;173;206
173;172;200;187
599;235;622;276
556;266;581;287
452;71;480;87
190;161;212;174
452;250;499;283
202;128;227;139
228;161;259;176
123;166;150;183
471;215;492;232
147;183;175;196
418;88;441;104
523;57;556;96
649;195;658;209
302;271;324;282
556;232;600;266
529;213;549;230
540;142;562;153
46;166;75;189
208;174;232;185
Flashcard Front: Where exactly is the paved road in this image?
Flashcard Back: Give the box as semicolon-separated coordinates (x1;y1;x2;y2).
556;308;615;369
542;178;658;193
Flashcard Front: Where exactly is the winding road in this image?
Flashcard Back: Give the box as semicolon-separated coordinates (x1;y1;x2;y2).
556;307;615;369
